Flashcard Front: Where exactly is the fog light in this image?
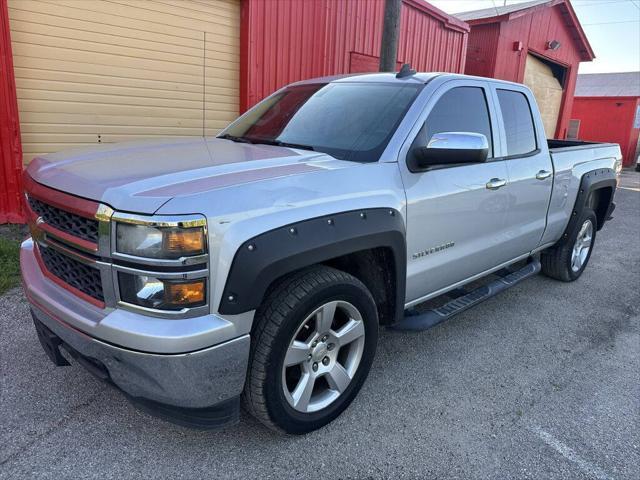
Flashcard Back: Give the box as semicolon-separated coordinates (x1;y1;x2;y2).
165;281;205;306
118;273;206;311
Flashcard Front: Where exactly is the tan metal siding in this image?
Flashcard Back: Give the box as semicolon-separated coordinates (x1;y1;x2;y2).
8;0;240;163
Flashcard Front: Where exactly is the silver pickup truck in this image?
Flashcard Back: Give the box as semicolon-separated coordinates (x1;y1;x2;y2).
21;70;621;434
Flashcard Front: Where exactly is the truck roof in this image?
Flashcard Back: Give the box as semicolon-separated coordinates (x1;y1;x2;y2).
289;71;529;89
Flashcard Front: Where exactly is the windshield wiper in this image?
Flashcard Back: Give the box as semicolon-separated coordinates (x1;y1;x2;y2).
220;134;316;151
218;133;252;144
276;141;315;151
247;138;315;151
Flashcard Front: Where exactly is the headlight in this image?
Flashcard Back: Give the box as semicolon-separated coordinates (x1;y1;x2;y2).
116;223;205;259
118;273;206;310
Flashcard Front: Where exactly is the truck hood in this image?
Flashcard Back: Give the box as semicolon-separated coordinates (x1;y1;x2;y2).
26;137;335;214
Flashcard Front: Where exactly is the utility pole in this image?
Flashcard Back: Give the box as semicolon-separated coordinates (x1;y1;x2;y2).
379;0;401;72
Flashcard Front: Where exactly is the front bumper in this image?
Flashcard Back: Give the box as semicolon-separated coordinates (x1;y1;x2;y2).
22;240;251;428
21;239;254;354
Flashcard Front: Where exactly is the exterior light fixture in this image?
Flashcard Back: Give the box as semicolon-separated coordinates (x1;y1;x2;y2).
546;40;561;51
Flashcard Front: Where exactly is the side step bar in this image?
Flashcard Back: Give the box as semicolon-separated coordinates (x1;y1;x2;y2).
391;258;541;332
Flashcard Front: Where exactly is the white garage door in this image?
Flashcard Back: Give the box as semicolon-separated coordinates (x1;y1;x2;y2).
8;0;240;163
523;54;564;139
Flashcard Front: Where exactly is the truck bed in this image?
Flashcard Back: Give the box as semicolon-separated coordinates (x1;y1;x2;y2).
548;139;622;169
548;139;619;152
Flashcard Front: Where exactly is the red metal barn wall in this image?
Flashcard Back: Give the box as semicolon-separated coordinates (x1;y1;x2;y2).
0;0;24;223
572;97;640;167
464;23;499;79
465;4;587;139
240;0;468;111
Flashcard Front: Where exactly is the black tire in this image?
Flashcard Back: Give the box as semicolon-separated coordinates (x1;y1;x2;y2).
541;208;597;282
635;163;640;172
242;265;378;434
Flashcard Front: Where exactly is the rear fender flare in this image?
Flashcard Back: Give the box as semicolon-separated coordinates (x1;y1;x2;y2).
560;168;616;244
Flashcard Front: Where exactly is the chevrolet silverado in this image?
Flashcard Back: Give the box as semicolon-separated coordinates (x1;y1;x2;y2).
21;69;622;434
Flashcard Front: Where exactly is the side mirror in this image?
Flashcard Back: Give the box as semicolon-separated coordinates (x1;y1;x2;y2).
413;132;489;169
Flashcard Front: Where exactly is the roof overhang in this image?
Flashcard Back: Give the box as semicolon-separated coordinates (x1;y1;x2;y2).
465;0;595;62
405;0;470;33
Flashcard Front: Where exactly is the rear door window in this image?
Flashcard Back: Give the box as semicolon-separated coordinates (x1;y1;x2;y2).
496;89;537;156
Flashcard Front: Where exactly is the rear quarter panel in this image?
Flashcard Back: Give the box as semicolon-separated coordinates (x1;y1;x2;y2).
541;144;621;245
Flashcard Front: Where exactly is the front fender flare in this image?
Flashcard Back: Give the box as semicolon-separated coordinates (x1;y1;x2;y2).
218;208;406;318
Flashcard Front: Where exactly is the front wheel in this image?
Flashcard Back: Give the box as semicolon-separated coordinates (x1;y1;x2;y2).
541;208;597;282
243;266;378;434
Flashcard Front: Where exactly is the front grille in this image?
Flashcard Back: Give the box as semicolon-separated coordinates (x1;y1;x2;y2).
29;197;99;244
40;246;104;303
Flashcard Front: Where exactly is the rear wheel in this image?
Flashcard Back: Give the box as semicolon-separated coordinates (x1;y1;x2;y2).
243;266;378;434
541;208;597;282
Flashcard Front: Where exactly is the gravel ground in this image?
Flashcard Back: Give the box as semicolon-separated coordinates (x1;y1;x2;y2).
1;170;638;480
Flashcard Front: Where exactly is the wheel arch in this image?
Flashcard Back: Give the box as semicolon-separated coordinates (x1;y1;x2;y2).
587;185;614;230
560;168;616;244
218;208;406;324
323;247;399;325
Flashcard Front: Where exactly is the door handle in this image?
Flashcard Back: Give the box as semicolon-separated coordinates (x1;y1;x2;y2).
486;178;507;190
535;169;552;180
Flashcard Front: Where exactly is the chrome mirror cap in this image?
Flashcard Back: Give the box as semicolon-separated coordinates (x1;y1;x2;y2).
427;132;489;151
412;131;489;170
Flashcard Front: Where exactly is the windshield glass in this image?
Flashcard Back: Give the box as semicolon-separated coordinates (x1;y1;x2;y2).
220;82;422;162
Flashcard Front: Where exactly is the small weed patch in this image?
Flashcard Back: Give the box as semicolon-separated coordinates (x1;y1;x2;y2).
0;237;21;295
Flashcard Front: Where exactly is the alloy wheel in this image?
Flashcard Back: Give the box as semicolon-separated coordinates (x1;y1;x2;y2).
281;300;366;413
571;219;593;272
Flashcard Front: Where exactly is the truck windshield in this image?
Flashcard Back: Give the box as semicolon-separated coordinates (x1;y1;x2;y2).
220;82;422;162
